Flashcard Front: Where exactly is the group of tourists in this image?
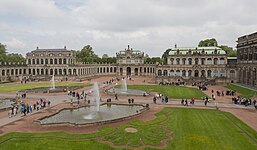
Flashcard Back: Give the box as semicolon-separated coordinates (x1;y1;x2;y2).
128;98;135;104
232;96;257;108
181;99;189;106
181;97;197;106
8;98;51;118
152;94;169;104
68;90;91;105
103;78;116;85
159;82;185;86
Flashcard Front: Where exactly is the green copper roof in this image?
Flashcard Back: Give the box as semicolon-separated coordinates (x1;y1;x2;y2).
169;47;226;55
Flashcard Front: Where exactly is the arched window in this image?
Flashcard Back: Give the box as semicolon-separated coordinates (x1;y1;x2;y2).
201;58;205;65
176;70;181;76
170;70;175;76
59;58;62;64
220;58;225;64
163;70;168;76
207;58;212;65
28;59;31;64
230;70;236;78
188;58;192;65
158;70;162;76
182;70;186;77
214;58;218;65
45;59;48;64
63;59;66;64
182;58;186;65
54;58;58;64
220;69;225;77
170;58;174;65
32;59;35;64
41;59;44;64
36;59;39;64
50;59;53;64
207;70;212;77
201;70;206;77
176;58;180;65
188;70;192;77
194;70;199;77
214;69;218;77
195;58;199;65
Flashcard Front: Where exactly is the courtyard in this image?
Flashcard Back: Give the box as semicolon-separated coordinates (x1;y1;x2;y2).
0;76;256;150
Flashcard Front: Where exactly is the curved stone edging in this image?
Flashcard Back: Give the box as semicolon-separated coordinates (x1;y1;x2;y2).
35;103;148;126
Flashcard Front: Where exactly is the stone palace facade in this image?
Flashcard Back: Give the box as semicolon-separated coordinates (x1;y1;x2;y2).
237;32;257;88
0;39;247;85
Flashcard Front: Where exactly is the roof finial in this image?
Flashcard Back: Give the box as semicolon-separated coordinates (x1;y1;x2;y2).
175;43;177;48
37;46;39;50
64;45;66;49
128;45;130;50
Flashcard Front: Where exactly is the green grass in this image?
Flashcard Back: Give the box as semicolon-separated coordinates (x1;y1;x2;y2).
126;85;207;100
0;108;256;150
225;84;257;98
0;82;91;92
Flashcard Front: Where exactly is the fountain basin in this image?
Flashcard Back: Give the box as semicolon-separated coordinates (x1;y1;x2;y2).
19;86;83;93
107;88;149;96
37;103;146;125
0;99;15;110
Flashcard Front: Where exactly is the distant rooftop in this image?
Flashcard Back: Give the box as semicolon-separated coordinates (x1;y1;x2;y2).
169;46;226;55
31;46;70;52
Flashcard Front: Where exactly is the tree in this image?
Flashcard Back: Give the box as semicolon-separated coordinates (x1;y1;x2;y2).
0;43;7;55
80;45;98;58
219;45;237;57
102;54;109;58
75;45;99;63
0;43;25;63
162;49;171;65
198;38;218;47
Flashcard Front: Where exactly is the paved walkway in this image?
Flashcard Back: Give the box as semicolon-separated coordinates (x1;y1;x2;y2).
0;92;255;127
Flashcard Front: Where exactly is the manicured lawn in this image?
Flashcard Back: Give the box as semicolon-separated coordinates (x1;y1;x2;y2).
127;85;207;99
1;107;256;150
225;84;257;98
0;82;91;92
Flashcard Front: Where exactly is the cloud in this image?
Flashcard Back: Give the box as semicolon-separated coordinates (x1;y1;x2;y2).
4;38;26;52
0;0;257;57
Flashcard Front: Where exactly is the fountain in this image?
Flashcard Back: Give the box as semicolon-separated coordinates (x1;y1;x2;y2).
51;74;55;90
93;82;100;112
121;78;127;93
38;104;145;125
82;82;101;120
0;98;15;110
107;78;149;96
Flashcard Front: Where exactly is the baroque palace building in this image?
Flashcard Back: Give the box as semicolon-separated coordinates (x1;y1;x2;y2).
156;46;237;84
0;44;239;84
237;32;257;88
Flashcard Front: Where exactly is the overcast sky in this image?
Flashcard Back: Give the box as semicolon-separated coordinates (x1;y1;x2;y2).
0;0;256;57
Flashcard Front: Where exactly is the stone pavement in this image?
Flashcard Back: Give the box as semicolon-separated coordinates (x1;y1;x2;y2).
0;91;255;127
